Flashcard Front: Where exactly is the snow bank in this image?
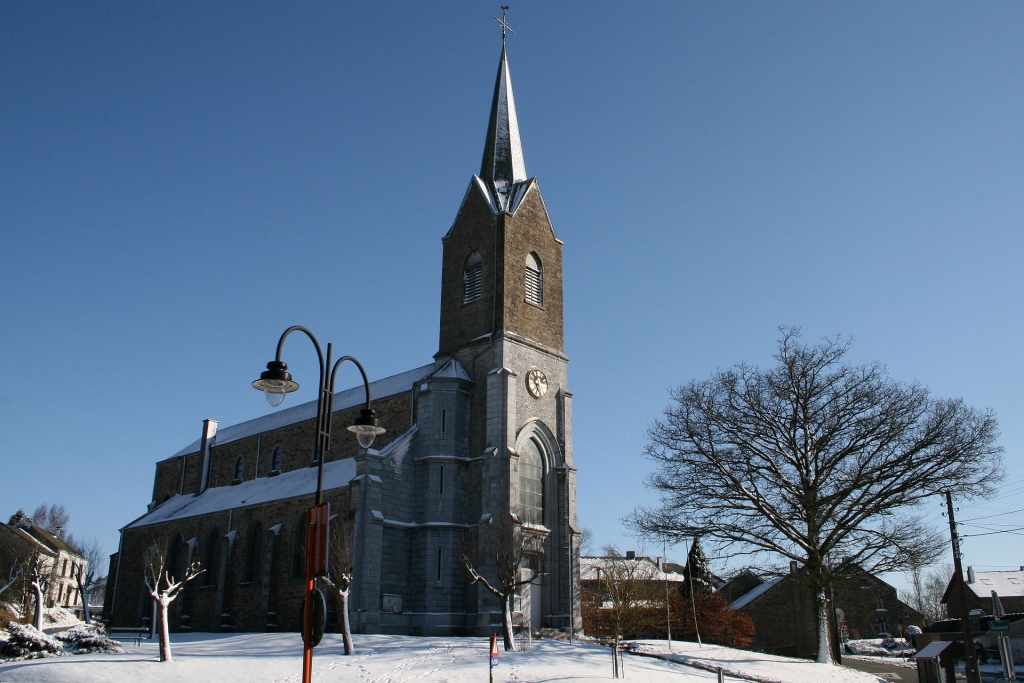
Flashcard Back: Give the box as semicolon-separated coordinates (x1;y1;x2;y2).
41;606;81;631
844;638;915;657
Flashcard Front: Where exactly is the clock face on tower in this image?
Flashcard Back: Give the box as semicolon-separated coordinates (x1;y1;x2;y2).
526;368;548;398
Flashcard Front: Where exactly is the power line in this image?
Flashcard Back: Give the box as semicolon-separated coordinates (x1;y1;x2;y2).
959;507;1024;523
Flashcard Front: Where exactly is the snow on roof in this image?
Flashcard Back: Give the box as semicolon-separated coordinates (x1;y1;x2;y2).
579;555;687;583
131;427;416;528
963;570;1024;599
731;577;782;610
171;363;433;458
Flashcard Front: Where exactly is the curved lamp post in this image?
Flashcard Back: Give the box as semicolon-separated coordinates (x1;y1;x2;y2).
253;325;384;683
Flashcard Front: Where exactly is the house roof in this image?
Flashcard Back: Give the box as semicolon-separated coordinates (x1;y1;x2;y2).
132;426;418;529
11;521;81;557
580;555;688;583
944;569;1024;603
0;523;57;558
730;577;782;610
170;363;434;458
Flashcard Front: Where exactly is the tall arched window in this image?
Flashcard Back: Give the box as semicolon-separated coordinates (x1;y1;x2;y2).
518;438;544;525
201;527;220;587
233;456;244;482
525;252;543;306
270;446;283;474
166;533;184;584
290;508;308;580
243;520;264;583
463;252;483;304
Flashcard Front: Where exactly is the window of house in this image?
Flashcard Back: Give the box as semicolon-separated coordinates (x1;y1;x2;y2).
439;464;445;497
243;520;264;583
270;446;283;474
62;559;68;577
201;527;220;587
876;619;889;635
463;252;483;304
233;456;244;482
441;409;447;438
436;547;443;583
290;509;307;580
525;252;543;306
875;598;886;612
519;438;544;525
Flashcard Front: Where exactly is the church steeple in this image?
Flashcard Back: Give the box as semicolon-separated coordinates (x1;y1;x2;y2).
480;43;527;187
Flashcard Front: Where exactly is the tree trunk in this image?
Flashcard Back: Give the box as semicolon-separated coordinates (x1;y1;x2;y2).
815;589;832;664
157;597;173;662
77;574;92;625
32;581;44;631
502;593;515;651
339;588;354;655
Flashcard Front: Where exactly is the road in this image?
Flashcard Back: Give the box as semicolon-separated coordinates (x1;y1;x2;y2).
842;656;917;681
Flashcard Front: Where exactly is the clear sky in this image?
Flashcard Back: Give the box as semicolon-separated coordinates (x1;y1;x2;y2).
2;2;1022;587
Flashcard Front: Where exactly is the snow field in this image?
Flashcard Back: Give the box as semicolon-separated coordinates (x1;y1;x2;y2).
0;633;888;683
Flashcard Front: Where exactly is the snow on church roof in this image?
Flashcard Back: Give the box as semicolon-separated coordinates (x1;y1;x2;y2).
171;363;434;458
131;426;418;529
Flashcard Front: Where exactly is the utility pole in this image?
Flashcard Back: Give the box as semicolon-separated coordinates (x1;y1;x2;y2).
663;540;672;652
945;491;981;683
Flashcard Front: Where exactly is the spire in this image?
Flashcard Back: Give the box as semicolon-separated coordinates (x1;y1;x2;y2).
480;42;527;187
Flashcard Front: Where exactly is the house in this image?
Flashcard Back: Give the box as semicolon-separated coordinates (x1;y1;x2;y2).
103;33;580;638
942;566;1024;618
724;563;923;657
0;520;88;611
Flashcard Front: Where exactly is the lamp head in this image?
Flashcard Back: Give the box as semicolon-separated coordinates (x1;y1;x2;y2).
252;360;299;407
348;408;386;449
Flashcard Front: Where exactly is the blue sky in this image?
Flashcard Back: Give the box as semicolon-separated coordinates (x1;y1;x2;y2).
2;2;1022;585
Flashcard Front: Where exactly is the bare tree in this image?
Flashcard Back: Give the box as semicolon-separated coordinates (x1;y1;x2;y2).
579;527;594;556
460;515;544;651
629;328;1002;664
144;544;203;662
31;504;70;536
0;560;21;599
899;564;952;625
25;552;52;631
73;537;105;625
321;515;355;655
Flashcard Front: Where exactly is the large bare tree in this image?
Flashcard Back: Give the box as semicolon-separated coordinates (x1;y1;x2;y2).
460;515;544;651
629;329;1002;664
144;543;203;662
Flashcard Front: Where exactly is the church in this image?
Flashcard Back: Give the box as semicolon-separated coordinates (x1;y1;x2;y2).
103;34;581;638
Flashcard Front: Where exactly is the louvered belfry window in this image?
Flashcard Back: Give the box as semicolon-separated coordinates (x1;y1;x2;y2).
463;252;483;304
525;252;543;306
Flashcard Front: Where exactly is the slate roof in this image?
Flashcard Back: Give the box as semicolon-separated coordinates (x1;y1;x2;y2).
170;363;434;458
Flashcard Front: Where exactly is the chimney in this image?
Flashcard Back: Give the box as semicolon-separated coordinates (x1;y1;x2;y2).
967;566;976;583
626;550;636;560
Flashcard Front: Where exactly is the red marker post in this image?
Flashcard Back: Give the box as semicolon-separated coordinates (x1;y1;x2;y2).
489;632;499;683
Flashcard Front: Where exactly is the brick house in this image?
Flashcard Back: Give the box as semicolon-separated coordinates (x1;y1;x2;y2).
104;38;580;637
942;567;1024;618
724;564;923;657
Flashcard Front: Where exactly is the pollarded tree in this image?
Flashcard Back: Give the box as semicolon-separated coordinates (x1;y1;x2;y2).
460;515;544;651
144;543;202;662
321;515;355;655
629;328;1002;664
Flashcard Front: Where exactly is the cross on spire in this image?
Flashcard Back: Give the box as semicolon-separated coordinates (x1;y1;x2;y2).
494;6;513;43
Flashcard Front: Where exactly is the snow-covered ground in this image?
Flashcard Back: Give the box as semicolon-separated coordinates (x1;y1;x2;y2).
0;632;888;683
635;640;884;683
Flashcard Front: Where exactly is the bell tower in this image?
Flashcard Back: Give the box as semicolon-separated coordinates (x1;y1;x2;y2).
434;29;579;636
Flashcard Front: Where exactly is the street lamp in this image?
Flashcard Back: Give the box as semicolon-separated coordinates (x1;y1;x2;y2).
253;325;384;683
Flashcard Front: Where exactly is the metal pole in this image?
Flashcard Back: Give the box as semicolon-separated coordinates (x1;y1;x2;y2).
945;491;980;683
302;337;329;683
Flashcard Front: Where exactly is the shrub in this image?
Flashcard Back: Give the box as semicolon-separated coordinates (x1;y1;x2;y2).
0;622;63;661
